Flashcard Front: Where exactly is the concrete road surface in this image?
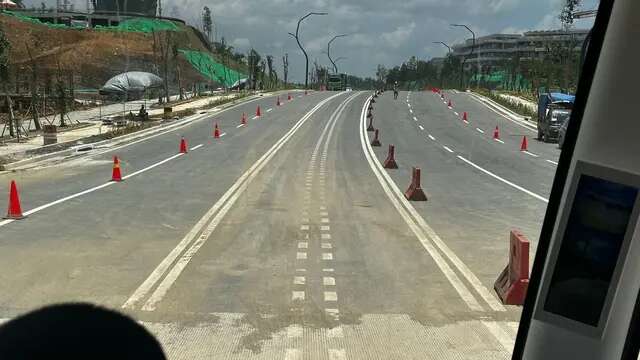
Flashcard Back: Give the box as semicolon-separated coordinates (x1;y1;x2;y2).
0;90;560;359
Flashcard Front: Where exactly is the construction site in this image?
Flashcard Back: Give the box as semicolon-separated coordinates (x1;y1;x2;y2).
0;0;250;163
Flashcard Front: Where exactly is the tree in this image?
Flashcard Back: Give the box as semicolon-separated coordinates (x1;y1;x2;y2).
375;64;388;84
559;0;582;31
282;53;289;86
0;22;16;137
152;31;173;103
202;7;213;43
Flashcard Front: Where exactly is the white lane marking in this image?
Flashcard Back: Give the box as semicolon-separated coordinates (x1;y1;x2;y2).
409;109;413;114
482;321;515;353
418;125;425;131
300;225;309;230
236;124;245;128
325;308;340;317
267;108;273;112
454;111;459;116
494;138;505;144
329;349;346;360
476;128;485;134
413;116;418;121
324;292;338;301
321;243;332;249
523;151;539;158
443;146;454;153
323;268;334;272
293;276;306;285
463;120;470;124
320;206;326;210
298;242;308;249
321;234;331;239
322;253;333;260
457;155;549;203
124;153;183;181
297;252;307;260
252;115;259;120
122;93;344;310
287;325;303;338
323;277;336;286
467;92;536;132
1;152;189;227
359;96;495;312
546;159;559;165
292;291;305;301
327;326;344;338
320;211;329;216
321;218;330;223
189;144;204;151
428;134;436;141
296;268;306;272
320;225;330;231
219;132;227;137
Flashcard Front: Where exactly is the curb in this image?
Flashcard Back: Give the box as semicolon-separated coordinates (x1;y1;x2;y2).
467;91;537;129
0;92;275;171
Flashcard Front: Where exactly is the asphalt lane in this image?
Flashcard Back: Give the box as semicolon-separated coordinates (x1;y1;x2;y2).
0;91;337;315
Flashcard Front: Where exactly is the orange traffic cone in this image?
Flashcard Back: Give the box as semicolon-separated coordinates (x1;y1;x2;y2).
462;112;468;122
241;113;247;125
520;136;528;151
371;129;381;147
111;156;122;182
277;96;281;106
5;180;25;219
288;93;292;101
383;144;398;169
447;99;452;107
179;137;188;154
214;123;220;138
404;167;428;201
256;106;261;117
493;126;501;140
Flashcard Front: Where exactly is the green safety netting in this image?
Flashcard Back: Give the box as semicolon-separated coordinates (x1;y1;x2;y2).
2;11;180;33
96;18;179;33
179;50;245;88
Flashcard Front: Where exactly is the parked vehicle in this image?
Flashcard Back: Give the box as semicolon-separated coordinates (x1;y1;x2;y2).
537;92;575;142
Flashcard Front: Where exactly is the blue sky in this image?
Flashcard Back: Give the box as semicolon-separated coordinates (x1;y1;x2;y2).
31;0;599;81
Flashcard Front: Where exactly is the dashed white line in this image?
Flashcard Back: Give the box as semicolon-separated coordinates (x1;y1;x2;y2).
476;128;485;134
321;243;332;249
293;276;306;285
267;108;273;112
413;116;418;121
300;225;309;230
296;252;308;260
298;242;308;249
324;292;338;301
494;138;505;144
321;218;330;223
323;268;334;272
320;225;330;231
443;145;454;153
321;234;331;239
409;109;413;114
219;132;227;137
292;291;305;301
523;151;539;158
454;111;459;116
428;134;436;141
457;155;549;203
323;277;336;286
418;125;425;131
252;115;259;120
236;124;245;128
322;253;334;260
546;159;559;165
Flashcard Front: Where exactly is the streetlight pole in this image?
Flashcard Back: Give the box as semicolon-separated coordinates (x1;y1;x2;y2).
327;34;348;74
433;41;452;54
450;24;476;89
288;12;328;89
433;42;452;88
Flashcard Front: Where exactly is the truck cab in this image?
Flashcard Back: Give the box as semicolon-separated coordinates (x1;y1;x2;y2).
537;92;575;142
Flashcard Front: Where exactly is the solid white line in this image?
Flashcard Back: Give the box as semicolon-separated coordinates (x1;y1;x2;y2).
267;108;273;112
428;134;436;141
122;93;344;311
1;152;189;228
443;146;454;153
236;124;245;128
359;97;484;312
190;144;204;151
476;128;485;134
494;138;505;144
523;151;539;158
219;132;227;137
418;125;424;131
546;159;559;165
457;155;549;203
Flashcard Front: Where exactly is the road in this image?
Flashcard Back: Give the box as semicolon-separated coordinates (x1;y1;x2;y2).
0;89;560;359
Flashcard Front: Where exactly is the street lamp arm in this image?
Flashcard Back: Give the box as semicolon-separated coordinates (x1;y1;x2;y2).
291;11;328;89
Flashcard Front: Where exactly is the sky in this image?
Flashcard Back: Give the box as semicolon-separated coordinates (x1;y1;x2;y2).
31;0;599;82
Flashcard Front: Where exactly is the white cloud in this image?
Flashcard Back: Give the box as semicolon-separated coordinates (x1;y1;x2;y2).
380;22;416;48
231;38;251;50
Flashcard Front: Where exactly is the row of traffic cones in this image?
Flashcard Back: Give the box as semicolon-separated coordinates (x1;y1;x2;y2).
4;93;299;220
491;126;530;151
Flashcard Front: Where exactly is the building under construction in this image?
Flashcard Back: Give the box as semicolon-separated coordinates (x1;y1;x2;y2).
92;0;158;16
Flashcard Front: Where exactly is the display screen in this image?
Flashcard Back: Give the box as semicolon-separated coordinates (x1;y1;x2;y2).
544;174;638;327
